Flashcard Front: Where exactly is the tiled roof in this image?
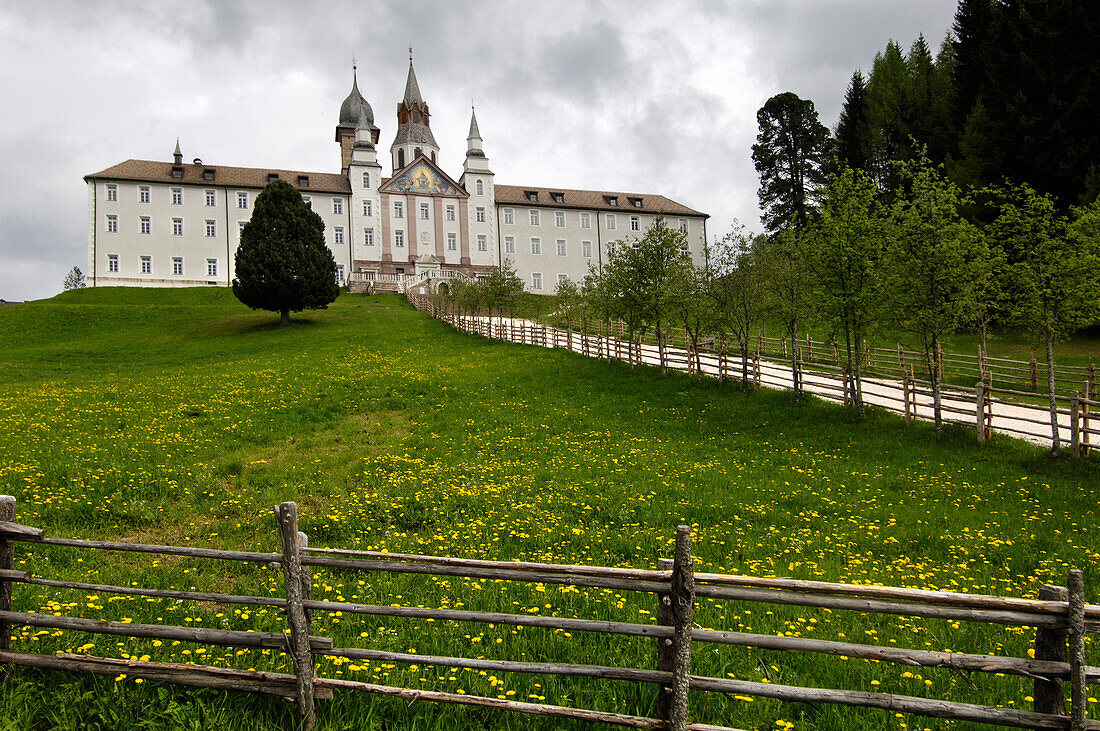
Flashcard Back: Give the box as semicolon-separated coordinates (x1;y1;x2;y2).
494;184;707;218
85;159;352;194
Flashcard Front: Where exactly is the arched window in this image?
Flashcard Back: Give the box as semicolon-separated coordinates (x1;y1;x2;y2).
398;149;405;168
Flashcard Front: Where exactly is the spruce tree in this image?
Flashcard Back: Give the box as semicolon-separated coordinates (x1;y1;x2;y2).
834;72;874;174
232;179;339;326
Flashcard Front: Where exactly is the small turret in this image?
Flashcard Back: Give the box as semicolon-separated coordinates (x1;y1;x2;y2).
463;106;491;175
173;139;182;166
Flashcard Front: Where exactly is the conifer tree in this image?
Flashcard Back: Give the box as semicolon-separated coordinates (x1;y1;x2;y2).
752;92;830;235
232;180;339;326
834;72;874;174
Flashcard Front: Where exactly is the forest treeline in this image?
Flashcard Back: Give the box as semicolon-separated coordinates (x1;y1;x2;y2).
833;0;1099;208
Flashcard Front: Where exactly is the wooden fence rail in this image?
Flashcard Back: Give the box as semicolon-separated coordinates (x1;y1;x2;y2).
414;296;1096;456
0;494;1098;729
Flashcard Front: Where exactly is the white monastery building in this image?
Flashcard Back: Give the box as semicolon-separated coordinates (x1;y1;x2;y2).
85;60;709;293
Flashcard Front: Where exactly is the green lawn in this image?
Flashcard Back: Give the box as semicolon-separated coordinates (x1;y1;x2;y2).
0;288;1096;730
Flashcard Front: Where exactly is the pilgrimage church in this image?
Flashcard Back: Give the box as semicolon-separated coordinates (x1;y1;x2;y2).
85;59;708;293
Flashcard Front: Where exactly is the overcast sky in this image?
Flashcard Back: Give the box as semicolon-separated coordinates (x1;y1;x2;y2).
0;0;959;301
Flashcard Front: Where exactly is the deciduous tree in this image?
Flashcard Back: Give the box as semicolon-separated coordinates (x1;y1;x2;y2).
882;152;985;432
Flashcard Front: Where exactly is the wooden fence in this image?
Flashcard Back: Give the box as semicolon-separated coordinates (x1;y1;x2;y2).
2;494;1098;729
413;297;1100;456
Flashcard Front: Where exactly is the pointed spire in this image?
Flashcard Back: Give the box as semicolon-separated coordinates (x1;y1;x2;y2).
403;56;423;107
467;106;481;141
173;138;182;165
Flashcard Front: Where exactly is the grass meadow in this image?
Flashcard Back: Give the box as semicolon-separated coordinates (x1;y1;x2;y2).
0;288;1096;730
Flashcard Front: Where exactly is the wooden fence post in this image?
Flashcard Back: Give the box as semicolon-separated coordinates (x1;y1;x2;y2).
1033;584;1068;719
1030;356;1039;392
275;502;317;730
1082;379;1091;457
1068;569;1086;731
903;370;912;426
1070;392;1080;459
669;525;694;731
655;557;675;722
976;382;986;444
0;495;14;652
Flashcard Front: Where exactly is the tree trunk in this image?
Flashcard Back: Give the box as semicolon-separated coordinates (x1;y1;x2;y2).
656;321;667;376
740;338;750;392
790;323;800;402
850;323;865;419
1046;332;1060;454
979;319;988;356
280;309;290;327
930;333;943;433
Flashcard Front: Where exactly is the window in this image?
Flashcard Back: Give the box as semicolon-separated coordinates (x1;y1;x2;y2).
336;264;345;284
580;212;591;229
140;255;152;274
139;186;151;203
530;237;541;255
605;213;616;230
172;257;183;276
332;198;343;215
420;202;430;220
630;197;643;208
475;179;484;195
363;199;372;216
529;209;540;226
206;258;218;277
238;221;247;236
107;254;119;272
171;188;182;205
679;218;688;234
364;228;375;246
172;167;183;178
106;214;118;233
398;149;405;168
477;234;487;252
582;240;592;258
333;226;344;245
608;196;619;206
395;230;405;247
394;201;404;219
267;173;278;183
297;175;309;187
556;239;566;256
362;172;370;188
301;195;311;209
203;169;215;181
555;211;565;227
205;219;216;237
237;192;248;209
140;216;151;235
630;215;640;231
531;272;543;290
447;233;457;251
552;192;564;203
476;206;486;223
503;208;514;225
106;184;117;201
205;189;216;207
526;191;538;202
504;236;515;254
558;274;569;286
445;204;455;221
172;218;183;236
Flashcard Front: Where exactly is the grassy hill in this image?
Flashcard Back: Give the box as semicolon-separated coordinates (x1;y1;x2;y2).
0;288;1096;730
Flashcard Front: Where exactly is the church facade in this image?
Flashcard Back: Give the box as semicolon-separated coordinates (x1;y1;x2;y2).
85;61;708;293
